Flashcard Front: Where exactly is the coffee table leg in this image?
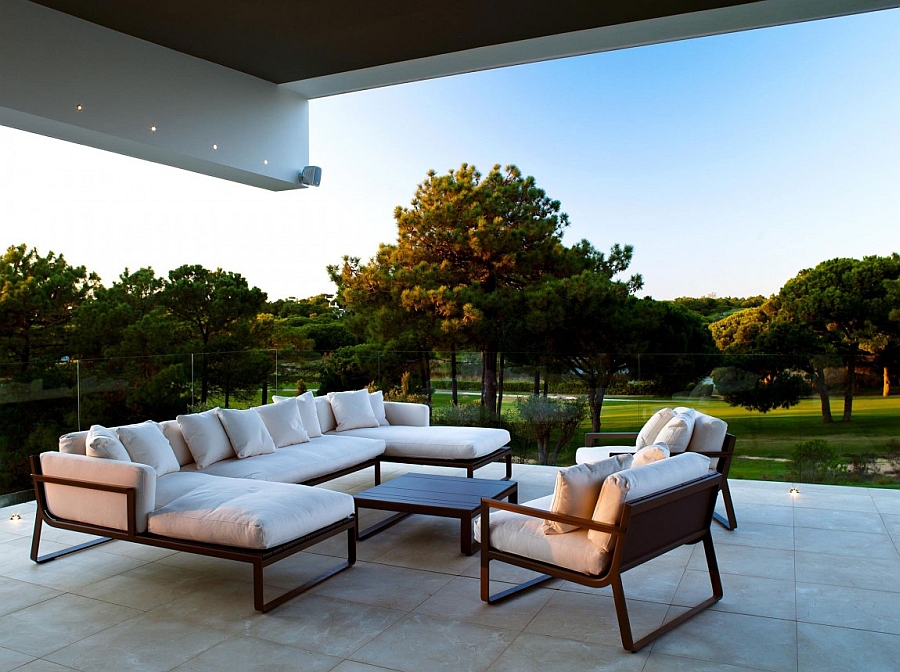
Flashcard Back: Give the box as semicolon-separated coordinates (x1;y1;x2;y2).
461;515;477;555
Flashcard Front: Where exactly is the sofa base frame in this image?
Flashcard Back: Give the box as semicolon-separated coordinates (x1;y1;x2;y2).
378;446;512;480
30;456;357;613
480;473;724;652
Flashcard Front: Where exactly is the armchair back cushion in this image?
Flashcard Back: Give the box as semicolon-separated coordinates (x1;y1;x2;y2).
588;452;711;551
682;410;728;468
543;454;632;534
635;408;675;448
653;409;696;454
39;452;156;533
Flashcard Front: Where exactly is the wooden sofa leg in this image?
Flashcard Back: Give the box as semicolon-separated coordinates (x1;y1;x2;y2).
30;512;113;564
712;480;738;530
254;526;358;613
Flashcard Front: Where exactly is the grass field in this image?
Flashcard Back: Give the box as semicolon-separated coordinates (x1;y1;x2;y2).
432;392;900;482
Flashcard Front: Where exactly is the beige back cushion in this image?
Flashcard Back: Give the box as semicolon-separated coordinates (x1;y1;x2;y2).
685;412;727;469
543;454;632;534
39;452;156;533
587;452;711;552
59;431;89;455
635;408;675;448
159;420;196;466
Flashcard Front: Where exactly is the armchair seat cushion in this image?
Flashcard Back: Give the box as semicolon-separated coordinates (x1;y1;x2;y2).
475;495;609;575
330;425;509;460
149;478;354;550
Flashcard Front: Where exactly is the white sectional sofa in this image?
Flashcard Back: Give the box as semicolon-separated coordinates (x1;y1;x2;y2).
30;388;512;611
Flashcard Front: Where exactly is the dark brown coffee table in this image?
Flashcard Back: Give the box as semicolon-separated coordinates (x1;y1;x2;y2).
354;473;518;555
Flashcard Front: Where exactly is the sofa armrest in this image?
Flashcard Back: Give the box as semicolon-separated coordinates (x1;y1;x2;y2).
36;452;156;533
584;432;638;447
479;498;624;539
383;401;430;427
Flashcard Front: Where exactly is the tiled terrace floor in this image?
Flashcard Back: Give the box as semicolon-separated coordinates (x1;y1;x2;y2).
1;463;899;672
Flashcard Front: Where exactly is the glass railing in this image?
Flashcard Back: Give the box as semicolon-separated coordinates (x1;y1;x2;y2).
2;350;898;497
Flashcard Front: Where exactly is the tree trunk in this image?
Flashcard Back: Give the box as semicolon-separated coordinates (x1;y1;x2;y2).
533;369;540;396
420;352;432;402
543;376;549;397
261;379;268;406
814;363;832;424
843;349;857;422
587;386;605;432
884;366;891;397
200;353;209;404
496;353;505;419
450;346;459;406
482;349;498;418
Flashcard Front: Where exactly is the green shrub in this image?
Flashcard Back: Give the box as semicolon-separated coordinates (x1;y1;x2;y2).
789;439;844;483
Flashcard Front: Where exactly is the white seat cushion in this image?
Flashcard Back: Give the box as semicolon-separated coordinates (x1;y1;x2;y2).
331;425;510;460
149;478;355;549
474;495;610;576
575;445;636;464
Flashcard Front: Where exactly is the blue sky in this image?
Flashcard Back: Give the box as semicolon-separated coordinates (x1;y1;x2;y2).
2;9;899;302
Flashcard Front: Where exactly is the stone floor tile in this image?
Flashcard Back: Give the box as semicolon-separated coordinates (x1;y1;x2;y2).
486;632;647;672
0;576;62;617
245;593;404;658
172;635;341;672
0;594;141;657
144;577;263;635
350;613;516;672
331;662;401;672
790;491;878;513
524;588;671;649
0;645;34;672
44;612;229;672
2;542;148;592
798;622;900;672
710;520;794;551
311;561;454;611
793;507;886;533
650;610;798;672
674;570;797;620
74;562;210;611
793;526;899;560
6;661;75;672
414;575;553;631
559;551;690;604
689;542;795;581
728;502;794;527
796;582;900;635
643;654;771;671
795;550;900;592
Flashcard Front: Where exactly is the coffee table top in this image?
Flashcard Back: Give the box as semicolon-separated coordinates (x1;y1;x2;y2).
354;473;517;516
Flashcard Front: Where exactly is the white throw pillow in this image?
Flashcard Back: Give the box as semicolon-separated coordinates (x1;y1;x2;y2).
115;421;180;476
273;393;324;437
328;389;381;432
217;407;278;458
543;454;632;534
631;443;670;468
654;409;696;454
369;390;389;426
176;408;235;469
256;400;310;447
86;425;131;461
635;408;675;448
587;453;711;551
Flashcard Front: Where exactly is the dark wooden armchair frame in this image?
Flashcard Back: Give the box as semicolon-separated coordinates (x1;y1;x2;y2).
584;431;737;530
29;454;357;613
480;472;723;652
